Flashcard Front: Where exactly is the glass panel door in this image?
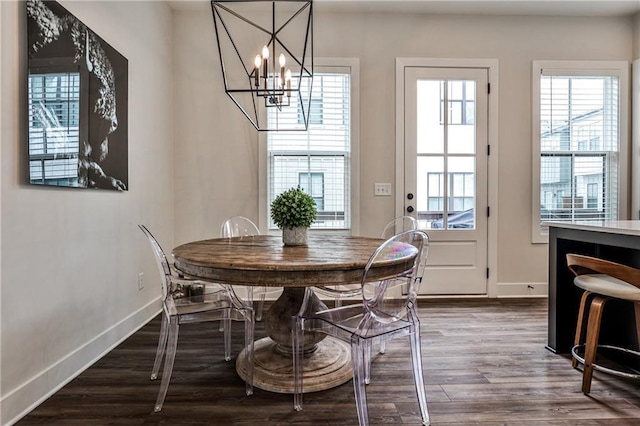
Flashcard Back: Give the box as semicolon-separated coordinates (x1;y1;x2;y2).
405;67;488;295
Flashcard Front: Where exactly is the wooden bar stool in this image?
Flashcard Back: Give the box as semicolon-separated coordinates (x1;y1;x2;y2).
566;254;640;394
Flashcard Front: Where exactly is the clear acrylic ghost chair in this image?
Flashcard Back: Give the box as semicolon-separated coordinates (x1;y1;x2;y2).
140;224;241;362
139;225;236;362
378;215;420;353
329;216;420;309
381;215;419;239
292;230;430;426
221;216;282;321
139;224;254;412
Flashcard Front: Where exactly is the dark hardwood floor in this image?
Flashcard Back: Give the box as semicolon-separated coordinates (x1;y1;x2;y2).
17;299;640;425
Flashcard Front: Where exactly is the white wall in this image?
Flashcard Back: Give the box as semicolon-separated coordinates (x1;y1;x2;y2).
0;1;174;424
173;9;260;243
173;9;634;289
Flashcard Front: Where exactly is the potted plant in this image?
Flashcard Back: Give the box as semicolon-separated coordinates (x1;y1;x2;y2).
270;186;317;246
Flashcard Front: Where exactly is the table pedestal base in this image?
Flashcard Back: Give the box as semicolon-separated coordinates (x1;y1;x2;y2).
236;336;352;394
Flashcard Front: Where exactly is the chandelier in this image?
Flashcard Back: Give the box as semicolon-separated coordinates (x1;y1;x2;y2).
211;0;313;131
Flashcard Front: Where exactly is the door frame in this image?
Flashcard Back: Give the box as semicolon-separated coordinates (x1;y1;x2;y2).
633;59;640;220
395;57;500;297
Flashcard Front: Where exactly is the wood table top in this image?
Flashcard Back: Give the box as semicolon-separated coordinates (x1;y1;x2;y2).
172;234;417;287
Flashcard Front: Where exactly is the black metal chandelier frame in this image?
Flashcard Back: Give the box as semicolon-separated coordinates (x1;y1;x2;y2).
211;0;314;131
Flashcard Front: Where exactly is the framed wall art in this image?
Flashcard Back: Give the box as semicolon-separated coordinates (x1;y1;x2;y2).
26;0;128;191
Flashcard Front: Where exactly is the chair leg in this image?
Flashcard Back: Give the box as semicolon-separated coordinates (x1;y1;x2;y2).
572;291;593;369
352;338;370;426
408;308;430;425
223;309;232;361
634;302;640;354
218;308;228;332
582;296;608;394
364;339;372;385
154;316;179;412
151;312;169;380
256;292;266;322
379;336;387;355
292;316;304;411
243;309;255;396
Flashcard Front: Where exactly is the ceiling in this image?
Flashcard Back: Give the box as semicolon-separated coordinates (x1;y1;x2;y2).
169;0;640;17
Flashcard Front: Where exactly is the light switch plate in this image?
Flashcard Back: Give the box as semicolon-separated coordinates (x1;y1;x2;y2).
374;183;392;196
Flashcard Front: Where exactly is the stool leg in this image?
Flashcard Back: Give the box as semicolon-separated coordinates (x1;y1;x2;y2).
573;291;593;368
635;302;640;352
582;296;608;394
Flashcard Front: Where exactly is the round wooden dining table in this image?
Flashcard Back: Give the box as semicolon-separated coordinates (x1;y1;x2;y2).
172;234;417;394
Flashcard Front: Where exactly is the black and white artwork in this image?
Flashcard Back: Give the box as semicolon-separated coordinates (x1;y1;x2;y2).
26;0;128;191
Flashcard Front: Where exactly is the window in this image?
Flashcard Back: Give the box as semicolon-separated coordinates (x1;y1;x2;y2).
427;172;474;213
427;173;444;211
440;80;475;125
299;172;324;211
265;62;358;231
587;182;598;209
449;172;475;211
532;61;629;242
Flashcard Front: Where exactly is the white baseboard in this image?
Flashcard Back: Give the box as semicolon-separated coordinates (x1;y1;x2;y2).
496;282;548;297
1;297;161;426
313;282;550;300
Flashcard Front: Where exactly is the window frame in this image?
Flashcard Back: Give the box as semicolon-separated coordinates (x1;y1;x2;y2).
531;60;629;243
258;58;360;235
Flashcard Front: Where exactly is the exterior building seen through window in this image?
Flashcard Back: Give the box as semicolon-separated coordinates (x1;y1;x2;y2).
539;74;619;225
268;70;352;230
28;71;82;186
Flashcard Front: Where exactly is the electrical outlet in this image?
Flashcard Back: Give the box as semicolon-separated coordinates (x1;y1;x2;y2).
138;272;144;290
374;183;392;196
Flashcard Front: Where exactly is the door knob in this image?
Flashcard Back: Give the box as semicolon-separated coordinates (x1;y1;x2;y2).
406;206;414;213
407;193;414;200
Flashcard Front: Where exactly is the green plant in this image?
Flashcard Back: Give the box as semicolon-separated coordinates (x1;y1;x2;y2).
270;186;317;229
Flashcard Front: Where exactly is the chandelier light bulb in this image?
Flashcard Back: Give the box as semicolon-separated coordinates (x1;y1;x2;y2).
261;45;269;90
285;68;292;95
279;54;286;87
253;54;261;86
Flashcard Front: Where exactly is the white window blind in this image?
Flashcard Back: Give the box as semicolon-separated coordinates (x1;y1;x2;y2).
28;72;81;185
539;72;620;227
268;71;351;229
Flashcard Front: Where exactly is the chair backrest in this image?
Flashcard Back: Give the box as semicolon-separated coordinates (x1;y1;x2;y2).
221;216;260;238
139;224;171;300
566;253;640;288
381;216;427;293
380;216;418;239
361;230;428;323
